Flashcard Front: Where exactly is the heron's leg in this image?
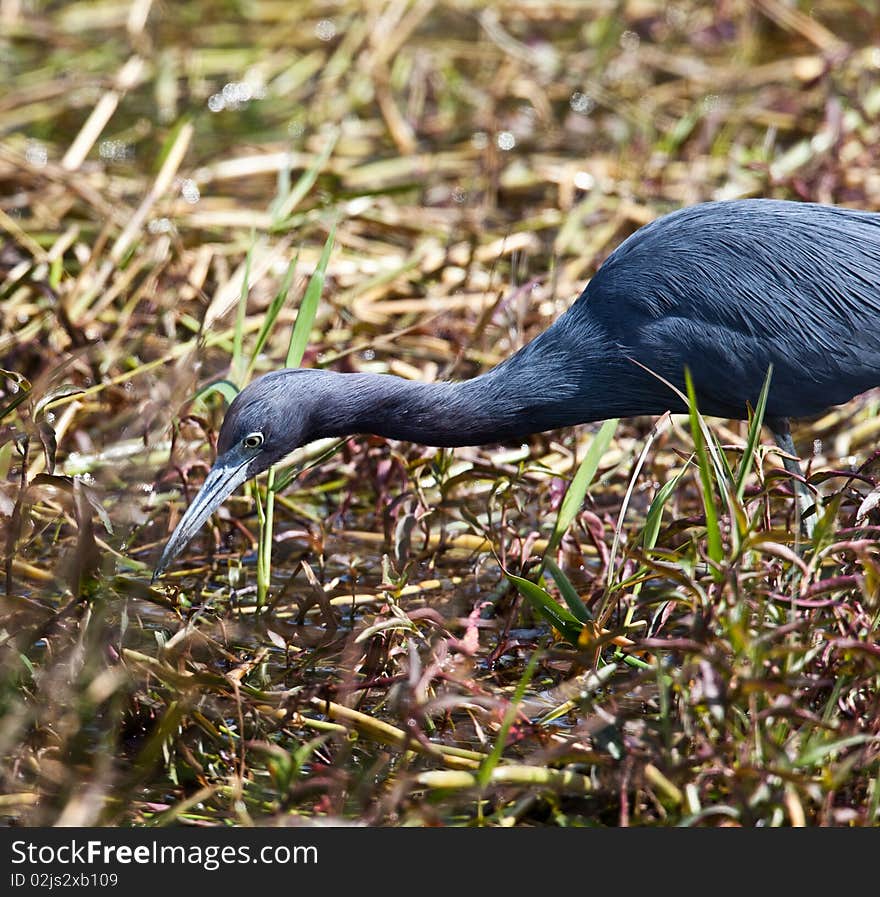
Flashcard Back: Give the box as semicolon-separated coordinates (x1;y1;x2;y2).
769;418;815;536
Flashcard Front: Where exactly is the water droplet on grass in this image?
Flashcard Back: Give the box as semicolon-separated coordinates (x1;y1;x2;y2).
25;140;48;167
148;218;173;234
619;30;640;52
180;179;200;204
315;19;336;41
99;140;134;162
569;92;594;115
496;131;516;151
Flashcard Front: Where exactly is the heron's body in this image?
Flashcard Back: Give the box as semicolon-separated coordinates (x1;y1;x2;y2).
575;199;880;421
154;199;880;577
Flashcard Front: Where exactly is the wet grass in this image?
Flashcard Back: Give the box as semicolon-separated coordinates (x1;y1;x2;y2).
1;0;880;826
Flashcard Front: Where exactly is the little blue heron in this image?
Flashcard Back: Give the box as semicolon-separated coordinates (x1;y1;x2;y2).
154;198;880;578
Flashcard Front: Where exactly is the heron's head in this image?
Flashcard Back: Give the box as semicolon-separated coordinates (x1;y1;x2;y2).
217;369;317;474
153;370;319;579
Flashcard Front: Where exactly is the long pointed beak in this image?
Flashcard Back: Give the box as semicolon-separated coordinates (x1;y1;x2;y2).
153;453;251;581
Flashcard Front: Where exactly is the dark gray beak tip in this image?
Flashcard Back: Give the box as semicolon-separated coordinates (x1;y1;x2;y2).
152;545;175;583
151;454;251;586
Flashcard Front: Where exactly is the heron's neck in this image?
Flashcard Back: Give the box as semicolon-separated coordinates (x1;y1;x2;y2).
311;330;622;447
316;373;539;447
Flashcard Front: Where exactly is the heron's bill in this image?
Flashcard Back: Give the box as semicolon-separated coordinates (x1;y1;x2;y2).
152;456;251;581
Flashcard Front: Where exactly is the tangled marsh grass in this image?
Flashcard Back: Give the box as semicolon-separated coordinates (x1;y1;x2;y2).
1;0;879;826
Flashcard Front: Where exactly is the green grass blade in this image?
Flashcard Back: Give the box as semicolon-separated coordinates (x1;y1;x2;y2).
605;414;669;594
271;127;339;227
0;389;31;422
642;464;689;550
796;733;880;768
285;223;336;369
0;370;32;421
258;225;335;605
685;369;722;565
735;364;773;501
191;378;239;408
477;649;540;789
245;250;300;381
271;151;292;223
546;418;618;557
543;556;592;622
255;467;276;609
271;438;346;493
710;428;736;485
231;239;255;387
503;569;584;645
0;440;12;480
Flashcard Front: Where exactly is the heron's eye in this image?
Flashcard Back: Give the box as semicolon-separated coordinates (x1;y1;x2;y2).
243;432;264;449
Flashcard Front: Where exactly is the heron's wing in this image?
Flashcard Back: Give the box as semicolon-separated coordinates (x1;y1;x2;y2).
579;200;880;418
